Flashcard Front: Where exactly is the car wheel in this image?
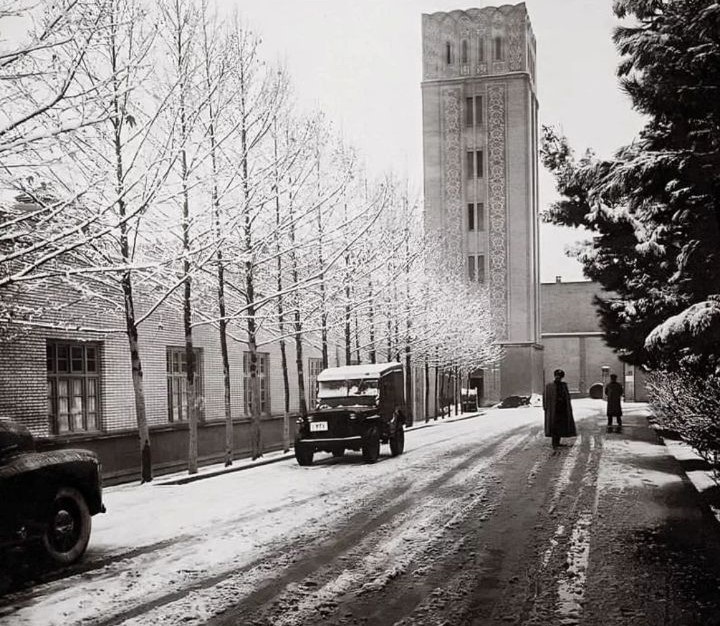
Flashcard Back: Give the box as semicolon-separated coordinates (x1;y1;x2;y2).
331;448;345;458
294;441;314;466
41;487;92;566
390;424;405;456
362;426;381;463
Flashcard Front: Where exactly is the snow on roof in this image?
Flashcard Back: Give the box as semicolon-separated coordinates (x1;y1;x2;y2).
317;362;402;381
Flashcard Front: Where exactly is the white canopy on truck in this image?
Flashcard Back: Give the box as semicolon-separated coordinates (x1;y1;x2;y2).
316;362;402;382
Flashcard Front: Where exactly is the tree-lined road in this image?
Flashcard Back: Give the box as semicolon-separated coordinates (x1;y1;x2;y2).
2;400;720;625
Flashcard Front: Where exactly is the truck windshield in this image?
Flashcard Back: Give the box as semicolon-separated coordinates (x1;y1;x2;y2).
318;378;379;403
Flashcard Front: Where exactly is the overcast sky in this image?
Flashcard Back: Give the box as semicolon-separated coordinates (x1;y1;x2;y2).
229;0;645;282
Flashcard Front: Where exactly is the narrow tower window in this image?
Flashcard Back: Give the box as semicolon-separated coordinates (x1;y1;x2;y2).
466;151;474;179
476;150;484;178
477;255;486;282
468;256;476;282
478;37;485;63
446;42;453;64
461;40;468;64
466;97;474;126
494;36;503;61
468;203;475;231
474;96;483;125
477;203;485;231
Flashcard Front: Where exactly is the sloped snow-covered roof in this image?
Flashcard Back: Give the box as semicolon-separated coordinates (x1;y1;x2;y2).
317;362;402;382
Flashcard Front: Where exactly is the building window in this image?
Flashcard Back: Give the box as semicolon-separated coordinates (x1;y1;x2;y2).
244;352;270;415
166;347;203;422
474;95;483;125
494;36;503;61
445;41;453;64
478;36;485;63
466;151;484;179
468;255;486;283
465;97;473;127
468;203;475;231
308;357;324;409
477;202;485;231
466;151;474;179
47;341;100;434
461;39;468;64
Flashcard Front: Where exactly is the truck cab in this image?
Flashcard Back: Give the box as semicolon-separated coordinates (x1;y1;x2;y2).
294;362;407;465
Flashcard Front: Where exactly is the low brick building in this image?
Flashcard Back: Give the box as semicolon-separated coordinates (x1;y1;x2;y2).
0;280;332;483
541;279;647;401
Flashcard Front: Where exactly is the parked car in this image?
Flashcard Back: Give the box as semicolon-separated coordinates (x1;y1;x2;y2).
0;419;105;568
497;395;531;409
294;362;407;465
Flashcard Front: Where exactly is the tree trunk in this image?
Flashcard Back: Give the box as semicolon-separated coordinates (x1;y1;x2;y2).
424;357;430;423
202;12;233;467
273;123;290;453
368;278;376;364
434;361;439;420
109;7;152;482
111;13;152;482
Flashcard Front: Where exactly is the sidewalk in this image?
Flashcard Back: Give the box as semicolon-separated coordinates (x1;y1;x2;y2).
576;401;720;623
139;407;487;488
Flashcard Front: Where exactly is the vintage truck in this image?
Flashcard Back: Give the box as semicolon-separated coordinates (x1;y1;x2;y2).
294;362;407;465
0;419;105;568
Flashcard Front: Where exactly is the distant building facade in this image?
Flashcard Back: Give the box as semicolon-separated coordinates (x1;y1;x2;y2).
541;279;648;401
421;4;542;402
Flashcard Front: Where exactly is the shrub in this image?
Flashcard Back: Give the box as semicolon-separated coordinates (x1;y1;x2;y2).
646;370;720;472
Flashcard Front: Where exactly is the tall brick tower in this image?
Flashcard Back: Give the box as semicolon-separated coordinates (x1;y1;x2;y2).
421;3;543;402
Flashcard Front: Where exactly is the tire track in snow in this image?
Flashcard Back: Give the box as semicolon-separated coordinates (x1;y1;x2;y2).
137;431;534;626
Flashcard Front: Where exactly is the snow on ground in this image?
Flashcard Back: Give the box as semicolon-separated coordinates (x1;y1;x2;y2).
3;405;544;626
2;399;676;626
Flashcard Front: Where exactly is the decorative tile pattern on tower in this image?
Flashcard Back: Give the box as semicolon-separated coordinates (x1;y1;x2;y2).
442;87;463;261
487;83;508;339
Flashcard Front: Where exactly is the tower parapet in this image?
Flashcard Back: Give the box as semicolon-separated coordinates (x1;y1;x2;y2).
422;4;536;86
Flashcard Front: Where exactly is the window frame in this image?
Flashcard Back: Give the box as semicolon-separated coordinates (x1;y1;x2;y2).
476;150;484;178
243;351;271;416
47;340;101;435
494;36;503;61
476;202;485;232
467;203;475;231
308;357;324;409
474;95;483;125
166;346;204;423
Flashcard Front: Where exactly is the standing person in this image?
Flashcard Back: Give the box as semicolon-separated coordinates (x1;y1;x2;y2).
543;369;577;448
605;373;624;432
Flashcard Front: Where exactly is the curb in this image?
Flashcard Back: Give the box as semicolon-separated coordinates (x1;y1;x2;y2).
653;426;720;525
154;410;487;486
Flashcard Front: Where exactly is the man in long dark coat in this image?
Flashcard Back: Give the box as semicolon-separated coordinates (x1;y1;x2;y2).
543;369;577;448
605;373;624;431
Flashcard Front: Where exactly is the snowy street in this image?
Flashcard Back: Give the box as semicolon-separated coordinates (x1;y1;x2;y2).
3;399;720;625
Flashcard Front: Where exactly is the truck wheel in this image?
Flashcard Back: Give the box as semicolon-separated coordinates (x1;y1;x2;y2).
294;441;314;466
362;426;380;463
41;487;92;566
390;424;405;456
331;448;345;458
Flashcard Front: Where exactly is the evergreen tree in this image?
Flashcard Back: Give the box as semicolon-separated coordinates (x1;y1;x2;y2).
541;0;720;368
